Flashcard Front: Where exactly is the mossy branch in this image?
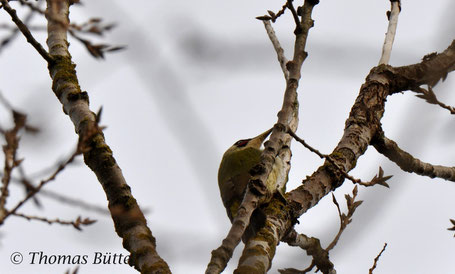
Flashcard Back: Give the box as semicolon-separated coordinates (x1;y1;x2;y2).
45;0;170;273
286;38;455;218
206;1;319;273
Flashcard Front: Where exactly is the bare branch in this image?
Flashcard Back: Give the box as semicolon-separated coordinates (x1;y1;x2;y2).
9;162;112;215
288;129;391;188
379;0;401;65
68;29;126;59
263;20;289;81
0;110;26;224
256;3;289;23
207;1;319;271
282;229;335;274
228;2;319;272
18;0;45;15
369;243;388;274
0;7;36;53
12;212;96;230
2;144;81;221
44;0;170;272
391;40;455;91
288;63;391;218
287;0;302;32
286;37;455;218
0;0;53;63
70;18;117;36
372;133;455;181
39;188;111;215
357;167;392;188
326;186;363;251
412;86;455;114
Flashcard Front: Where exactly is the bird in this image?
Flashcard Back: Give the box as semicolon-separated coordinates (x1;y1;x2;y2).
218;128;280;242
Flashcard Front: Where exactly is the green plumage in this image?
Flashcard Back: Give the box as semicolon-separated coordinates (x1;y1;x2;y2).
218;147;262;221
217;129;272;242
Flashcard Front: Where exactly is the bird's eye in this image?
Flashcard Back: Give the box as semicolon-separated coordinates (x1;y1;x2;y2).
234;139;250;147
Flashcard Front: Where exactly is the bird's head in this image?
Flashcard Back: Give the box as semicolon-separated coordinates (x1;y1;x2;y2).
224;128;272;154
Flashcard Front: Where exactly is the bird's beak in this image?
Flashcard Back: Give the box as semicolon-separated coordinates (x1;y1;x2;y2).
249;128;273;149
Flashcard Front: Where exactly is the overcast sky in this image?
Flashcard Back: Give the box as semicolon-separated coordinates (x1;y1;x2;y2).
0;0;454;273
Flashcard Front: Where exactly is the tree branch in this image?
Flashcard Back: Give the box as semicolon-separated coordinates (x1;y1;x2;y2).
378;0;401;65
288;129;391;188
45;0;170;273
12;212;96;230
0;110;25;223
285;38;455;218
2;142;80;222
282;229;335;274
412;85;455;114
228;1;318;272
368;243;387;274
372;132;455;181
206;0;319;271
0;6;36;54
326;186;362;251
0;0;53;63
287;67;388;216
263;20;289;81
389;40;455;91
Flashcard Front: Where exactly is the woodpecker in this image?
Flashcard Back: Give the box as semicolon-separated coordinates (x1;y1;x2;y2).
218;128;280;242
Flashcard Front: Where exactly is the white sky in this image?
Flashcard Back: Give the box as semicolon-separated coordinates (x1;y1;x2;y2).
0;0;454;273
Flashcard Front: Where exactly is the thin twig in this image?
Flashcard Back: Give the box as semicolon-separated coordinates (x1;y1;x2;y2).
2;146;81;221
18;0;45;15
286;128;326;158
412;86;455;114
12;212;96;230
17;166;42;208
369;243;388;274
11;163;111;215
271;2;288;22
256;3;288;22
326;187;363;251
288;128;392;187
379;0;401;65
263;20;289;81
0;110;26;224
68;28;125;59
0;8;36;53
40;189;111;215
287;0;302;31
0;0;53;63
287;128;362;183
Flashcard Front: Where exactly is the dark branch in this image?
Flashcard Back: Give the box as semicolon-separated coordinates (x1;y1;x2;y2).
412;86;455;114
369;243;388;274
0;0;53;63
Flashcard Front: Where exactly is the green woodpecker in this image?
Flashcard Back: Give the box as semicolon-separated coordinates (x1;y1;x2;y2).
218;128;281;242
